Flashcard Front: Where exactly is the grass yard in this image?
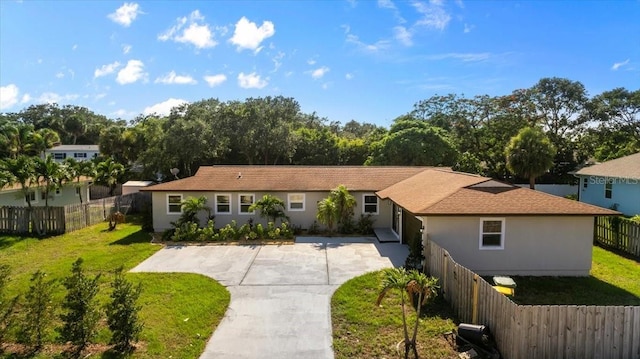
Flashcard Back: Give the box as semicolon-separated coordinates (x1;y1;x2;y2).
510;245;640;306
332;271;459;359
0;220;230;358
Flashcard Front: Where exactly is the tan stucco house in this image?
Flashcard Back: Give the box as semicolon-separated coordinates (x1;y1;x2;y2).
142;166;618;276
0;178;91;207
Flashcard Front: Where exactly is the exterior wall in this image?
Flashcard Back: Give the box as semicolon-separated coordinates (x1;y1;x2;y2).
44;149;99;162
151;191;392;232
577;175;640;216
0;183;90;207
424;215;594;276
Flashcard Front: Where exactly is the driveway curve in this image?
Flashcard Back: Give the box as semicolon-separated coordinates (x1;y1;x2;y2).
131;236;408;359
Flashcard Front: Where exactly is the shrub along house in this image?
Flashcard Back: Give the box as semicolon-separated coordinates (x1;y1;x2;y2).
142;166;618;276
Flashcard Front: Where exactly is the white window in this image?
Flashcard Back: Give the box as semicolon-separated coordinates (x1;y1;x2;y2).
167;194;183;214
288;193;305;211
582;177;588;189
362;194;379;215
215;194;231;214
75;187;81;196
53;153;66;160
239;194;255;214
479;218;505;250
74;152;87;158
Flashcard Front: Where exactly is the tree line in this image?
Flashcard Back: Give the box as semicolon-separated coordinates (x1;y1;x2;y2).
1;77;638;185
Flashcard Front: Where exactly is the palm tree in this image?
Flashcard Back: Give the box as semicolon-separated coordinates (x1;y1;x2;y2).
63;158;95;204
1;155;37;207
505;127;556;189
249;194;288;224
34;155;63;208
95;158;125;196
316;197;338;232
329;184;356;232
376;268;439;359
31;128;61;157
179;196;211;225
5;124;35;158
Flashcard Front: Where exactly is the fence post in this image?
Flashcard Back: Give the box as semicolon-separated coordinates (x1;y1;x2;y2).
443;252;448;297
472;274;479;324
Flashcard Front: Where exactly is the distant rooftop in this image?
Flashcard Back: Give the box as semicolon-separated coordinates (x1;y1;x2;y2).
575;152;640;180
46;145;100;152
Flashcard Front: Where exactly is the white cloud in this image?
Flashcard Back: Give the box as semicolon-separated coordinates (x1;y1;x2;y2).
611;59;630;71
108;2;142;27
463;23;474;33
94;61;121;78
307;59;317;65
0;84;20;110
55;72;65;79
310;66;330;80
155;71;197;85
37;92;79;104
21;94;31;103
122;44;132;54
159;10;217;49
345;73;354;80
394;26;413;46
116;59;147;84
143;98;188;116
204;74;227;87
378;0;396;9
412;0;451;30
237;72;268;89
229;16;275;52
272;51;285;72
426;52;490;62
72;44;78;50
346;33;390;53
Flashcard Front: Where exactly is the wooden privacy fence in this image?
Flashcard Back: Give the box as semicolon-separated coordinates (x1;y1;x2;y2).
425;237;640;359
0;193;149;235
594;216;640;258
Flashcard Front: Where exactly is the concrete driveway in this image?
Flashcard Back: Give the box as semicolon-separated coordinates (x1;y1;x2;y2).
131;236;408;359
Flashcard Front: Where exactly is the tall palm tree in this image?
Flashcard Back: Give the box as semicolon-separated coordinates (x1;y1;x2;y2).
95;158;125;196
6;124;36;158
376;268;439;359
31;128;61;157
63;158;95;204
316;197;338;232
249;194;288;224
505;127;556;189
1;155;37;207
35;155;63;208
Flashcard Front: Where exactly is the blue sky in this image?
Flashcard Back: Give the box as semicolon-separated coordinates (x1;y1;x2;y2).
1;1;638;127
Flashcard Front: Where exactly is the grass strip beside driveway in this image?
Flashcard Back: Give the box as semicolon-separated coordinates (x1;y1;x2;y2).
0;221;230;359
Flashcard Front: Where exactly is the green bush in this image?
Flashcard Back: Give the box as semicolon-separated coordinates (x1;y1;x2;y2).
18;270;57;351
0;264;19;347
59;258;101;358
356;214;375;234
630;215;640;224
105;266;143;354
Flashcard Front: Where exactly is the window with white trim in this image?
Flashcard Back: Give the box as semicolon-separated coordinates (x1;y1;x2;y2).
215;194;231;214
362;194;379;215
479;218;505;250
582;177;588;189
74;152;87;158
288;193;305;211
239;194;255;214
605;179;613;199
53;153;66;160
167;194;183;214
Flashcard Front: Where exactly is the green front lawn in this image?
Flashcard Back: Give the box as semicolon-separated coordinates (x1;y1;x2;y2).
332;271;459;359
0;220;230;358
510;246;640;305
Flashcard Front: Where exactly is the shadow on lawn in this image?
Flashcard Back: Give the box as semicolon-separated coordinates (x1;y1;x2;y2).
509;275;640;306
108;229;152;246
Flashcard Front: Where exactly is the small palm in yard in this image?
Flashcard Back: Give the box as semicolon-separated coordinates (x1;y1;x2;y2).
376;268;439;359
249;194;288;224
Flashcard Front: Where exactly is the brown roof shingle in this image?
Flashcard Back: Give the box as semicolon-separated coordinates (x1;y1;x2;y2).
575;152;640;180
143;166;430;192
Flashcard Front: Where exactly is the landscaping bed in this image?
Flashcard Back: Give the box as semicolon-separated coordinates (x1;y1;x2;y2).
0;219;230;358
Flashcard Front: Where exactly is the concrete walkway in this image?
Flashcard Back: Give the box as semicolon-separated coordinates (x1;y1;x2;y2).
131;236;408;359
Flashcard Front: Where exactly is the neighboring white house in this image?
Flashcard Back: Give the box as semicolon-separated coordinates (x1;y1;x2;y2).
142;166;618;276
0;178;91;207
575;152;640;216
44;145;100;162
